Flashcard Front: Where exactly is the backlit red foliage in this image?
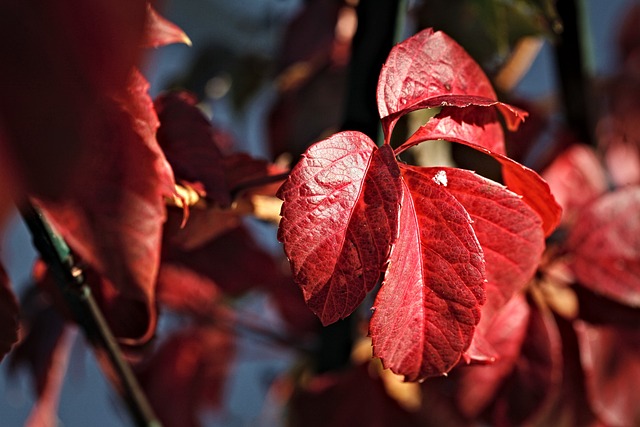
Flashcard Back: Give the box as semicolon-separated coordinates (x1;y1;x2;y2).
278;28;558;380
1;2;639;426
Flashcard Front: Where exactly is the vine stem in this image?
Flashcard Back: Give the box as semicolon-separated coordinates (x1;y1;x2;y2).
309;0;406;374
18;201;161;427
554;0;594;146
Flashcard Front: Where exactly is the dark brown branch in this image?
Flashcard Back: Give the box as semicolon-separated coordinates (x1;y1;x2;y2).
554;0;594;146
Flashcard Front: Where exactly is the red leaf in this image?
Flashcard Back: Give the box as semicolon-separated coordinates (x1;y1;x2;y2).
430;168;544;319
138;327;234;427
0;264;19;361
575;321;640;427
8;286;74;427
0;0;148;198
455;294;531;417
596;76;640;186
24;330;75;427
567;186;640;307
409;105;508;154
38;73;172;343
278;133;401;325
223;153;286;197
289;363;421;427
163;226;283;296
402;110;561;236
156;263;221;318
144;6;191;48
115;70;176;196
542;144;608;224
376;29;526;141
88;271;159;345
155;91;231;207
461;296;562;426
604;138;640;187
370;165;485;380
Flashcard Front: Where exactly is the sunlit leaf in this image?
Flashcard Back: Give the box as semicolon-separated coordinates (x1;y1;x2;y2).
376;29;526;143
370;165;485;380
401;108;561;236
144;5;191;48
278;133;401;325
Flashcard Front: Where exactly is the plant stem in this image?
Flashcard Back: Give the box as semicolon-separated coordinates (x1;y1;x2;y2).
18;201;161;427
341;0;405;144
312;0;405;374
554;0;594;146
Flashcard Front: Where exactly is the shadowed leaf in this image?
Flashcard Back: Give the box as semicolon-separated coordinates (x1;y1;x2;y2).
567;186;640;307
575;321;640;427
155;91;230;207
289;363;421;427
138;328;234;427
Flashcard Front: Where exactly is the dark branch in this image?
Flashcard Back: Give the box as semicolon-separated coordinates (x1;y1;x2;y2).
19;201;161;427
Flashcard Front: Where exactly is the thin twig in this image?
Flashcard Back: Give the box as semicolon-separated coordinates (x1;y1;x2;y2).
18;201;161;427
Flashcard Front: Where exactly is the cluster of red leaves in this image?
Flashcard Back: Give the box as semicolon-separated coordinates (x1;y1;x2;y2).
424;141;640;427
278;28;561;381
388;13;640;424
520;11;640;424
283;14;640;426
1;0;637;425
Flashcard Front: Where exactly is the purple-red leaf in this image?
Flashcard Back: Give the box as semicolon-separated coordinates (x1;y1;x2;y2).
567;186;640;307
542;144;608;224
575;321;640;427
138;327;234;427
402;110;561;236
278;133;401;325
370;165;485;380
289;363;422;427
163;226;283;296
156;263;221;318
460;296;562;426
0;0;148;199
0;264;19;362
8;285;74;427
155;91;231;207
38;72;172;344
376;29;526;141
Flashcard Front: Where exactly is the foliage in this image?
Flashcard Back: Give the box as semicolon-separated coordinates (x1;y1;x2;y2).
0;1;638;427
